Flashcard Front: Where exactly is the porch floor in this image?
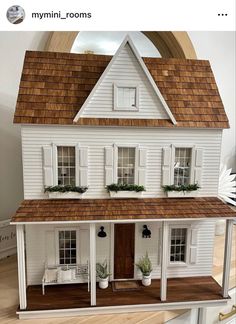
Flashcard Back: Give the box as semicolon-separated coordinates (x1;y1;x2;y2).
25;276;227;311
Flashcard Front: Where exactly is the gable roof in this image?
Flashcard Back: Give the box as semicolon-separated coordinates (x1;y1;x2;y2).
13;50;229;128
11;197;236;223
73;36;177;124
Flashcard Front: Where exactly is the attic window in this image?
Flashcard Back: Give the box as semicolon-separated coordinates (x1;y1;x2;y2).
114;84;139;111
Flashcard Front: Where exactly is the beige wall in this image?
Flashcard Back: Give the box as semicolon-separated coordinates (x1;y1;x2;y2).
0;31;235;221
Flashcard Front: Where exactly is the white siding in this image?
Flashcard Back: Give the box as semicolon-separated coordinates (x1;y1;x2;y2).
80;43;169;120
21;126;222;199
135;222;161;279
25;220;215;285
25;224;90;285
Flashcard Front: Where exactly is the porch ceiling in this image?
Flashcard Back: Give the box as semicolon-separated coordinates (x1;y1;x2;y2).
11;197;236;223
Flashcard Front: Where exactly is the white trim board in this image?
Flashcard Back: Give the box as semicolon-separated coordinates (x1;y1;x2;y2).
17;299;228;319
10;217;233;226
73;35;177;125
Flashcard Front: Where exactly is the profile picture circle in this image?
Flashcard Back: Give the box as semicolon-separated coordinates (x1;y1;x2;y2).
6;5;25;24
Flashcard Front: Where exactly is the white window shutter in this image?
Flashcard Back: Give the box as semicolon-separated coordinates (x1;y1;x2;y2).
79;147;88;186
75;145;80;186
189;228;198;264
194;148;203;186
42;146;53;187
191;228;198;245
190;246;197;264
104;147;114;185
80;169;88;187
138;148;147;186
162;147;172;185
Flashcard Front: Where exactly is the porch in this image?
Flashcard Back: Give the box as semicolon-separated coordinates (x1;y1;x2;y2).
11;197;236;315
24;276;226;312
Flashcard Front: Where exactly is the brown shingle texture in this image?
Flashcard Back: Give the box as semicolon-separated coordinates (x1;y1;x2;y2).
11;197;236;223
14;51;229;128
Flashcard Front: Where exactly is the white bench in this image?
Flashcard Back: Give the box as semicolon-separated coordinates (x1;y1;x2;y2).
42;262;90;295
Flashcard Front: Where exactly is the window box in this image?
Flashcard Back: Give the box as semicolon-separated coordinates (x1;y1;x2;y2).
109;191;143;199
167;190;199;198
48;192;84;199
45;185;88;199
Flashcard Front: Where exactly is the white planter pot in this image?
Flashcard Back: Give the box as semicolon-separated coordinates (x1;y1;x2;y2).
109;191;143;199
142;275;151;286
99;278;109;289
167;191;198;198
48;192;84;199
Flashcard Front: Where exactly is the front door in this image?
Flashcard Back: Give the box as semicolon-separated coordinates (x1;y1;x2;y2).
114;223;135;279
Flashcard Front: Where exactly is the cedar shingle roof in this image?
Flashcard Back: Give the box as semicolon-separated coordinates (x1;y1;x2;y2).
13;51;229;128
11;197;236;223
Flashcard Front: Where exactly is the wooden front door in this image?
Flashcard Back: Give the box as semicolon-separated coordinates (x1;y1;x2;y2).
114;223;135;279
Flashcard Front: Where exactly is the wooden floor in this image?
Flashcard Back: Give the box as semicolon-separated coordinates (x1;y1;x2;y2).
0;224;235;323
26;276;225;311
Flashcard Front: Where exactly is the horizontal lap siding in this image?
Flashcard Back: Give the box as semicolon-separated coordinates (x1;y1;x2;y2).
21;126;222;199
26;220;215;285
167;220;215;277
81;44;169;119
135;220;215;279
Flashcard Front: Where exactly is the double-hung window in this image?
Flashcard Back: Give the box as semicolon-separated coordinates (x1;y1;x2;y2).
117;147;136;185
174;148;192;186
114;84;139;111
58;230;77;265
170;228;187;263
57;146;75;186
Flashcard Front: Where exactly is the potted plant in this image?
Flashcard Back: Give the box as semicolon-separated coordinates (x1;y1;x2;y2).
96;260;111;289
136;252;153;286
106;183;145;198
162;184;200;198
44;185;88;199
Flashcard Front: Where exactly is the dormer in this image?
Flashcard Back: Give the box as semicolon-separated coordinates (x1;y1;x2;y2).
73;36;177;124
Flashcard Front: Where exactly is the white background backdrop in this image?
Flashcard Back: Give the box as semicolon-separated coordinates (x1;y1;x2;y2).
0;31;235;221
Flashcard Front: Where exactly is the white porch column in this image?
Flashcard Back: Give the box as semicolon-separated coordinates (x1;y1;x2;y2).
160;221;169;301
222;219;234;298
89;223;96;306
198;308;207;324
16;224;27;310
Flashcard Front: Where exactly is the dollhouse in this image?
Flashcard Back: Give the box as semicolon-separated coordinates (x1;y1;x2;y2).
12;36;235;319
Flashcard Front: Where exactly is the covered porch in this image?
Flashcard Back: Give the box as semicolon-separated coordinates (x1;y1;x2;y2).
24;276;226;312
11;197;236;316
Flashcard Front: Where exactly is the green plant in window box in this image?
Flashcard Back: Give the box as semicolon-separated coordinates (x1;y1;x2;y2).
162;184;200;192
106;183;145;193
44;185;88;193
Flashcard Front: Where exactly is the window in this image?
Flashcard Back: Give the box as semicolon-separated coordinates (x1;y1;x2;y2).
57;146;75;186
117;147;135;185
174;148;192;186
58;230;77;265
170;228;187;263
114;84;139;110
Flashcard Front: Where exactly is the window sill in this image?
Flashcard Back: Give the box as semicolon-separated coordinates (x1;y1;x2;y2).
113;106;139;111
166;191;199;198
168;262;188;267
109;191;143;199
48;192;84;199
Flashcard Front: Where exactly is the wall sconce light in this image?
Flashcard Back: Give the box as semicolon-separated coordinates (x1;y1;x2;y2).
142;225;151;238
98;226;107;238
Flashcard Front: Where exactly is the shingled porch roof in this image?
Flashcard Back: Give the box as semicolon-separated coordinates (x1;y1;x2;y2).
13;51;229;129
11;197;236;223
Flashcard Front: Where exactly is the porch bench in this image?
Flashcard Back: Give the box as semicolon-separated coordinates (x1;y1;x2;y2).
42;262;90;295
